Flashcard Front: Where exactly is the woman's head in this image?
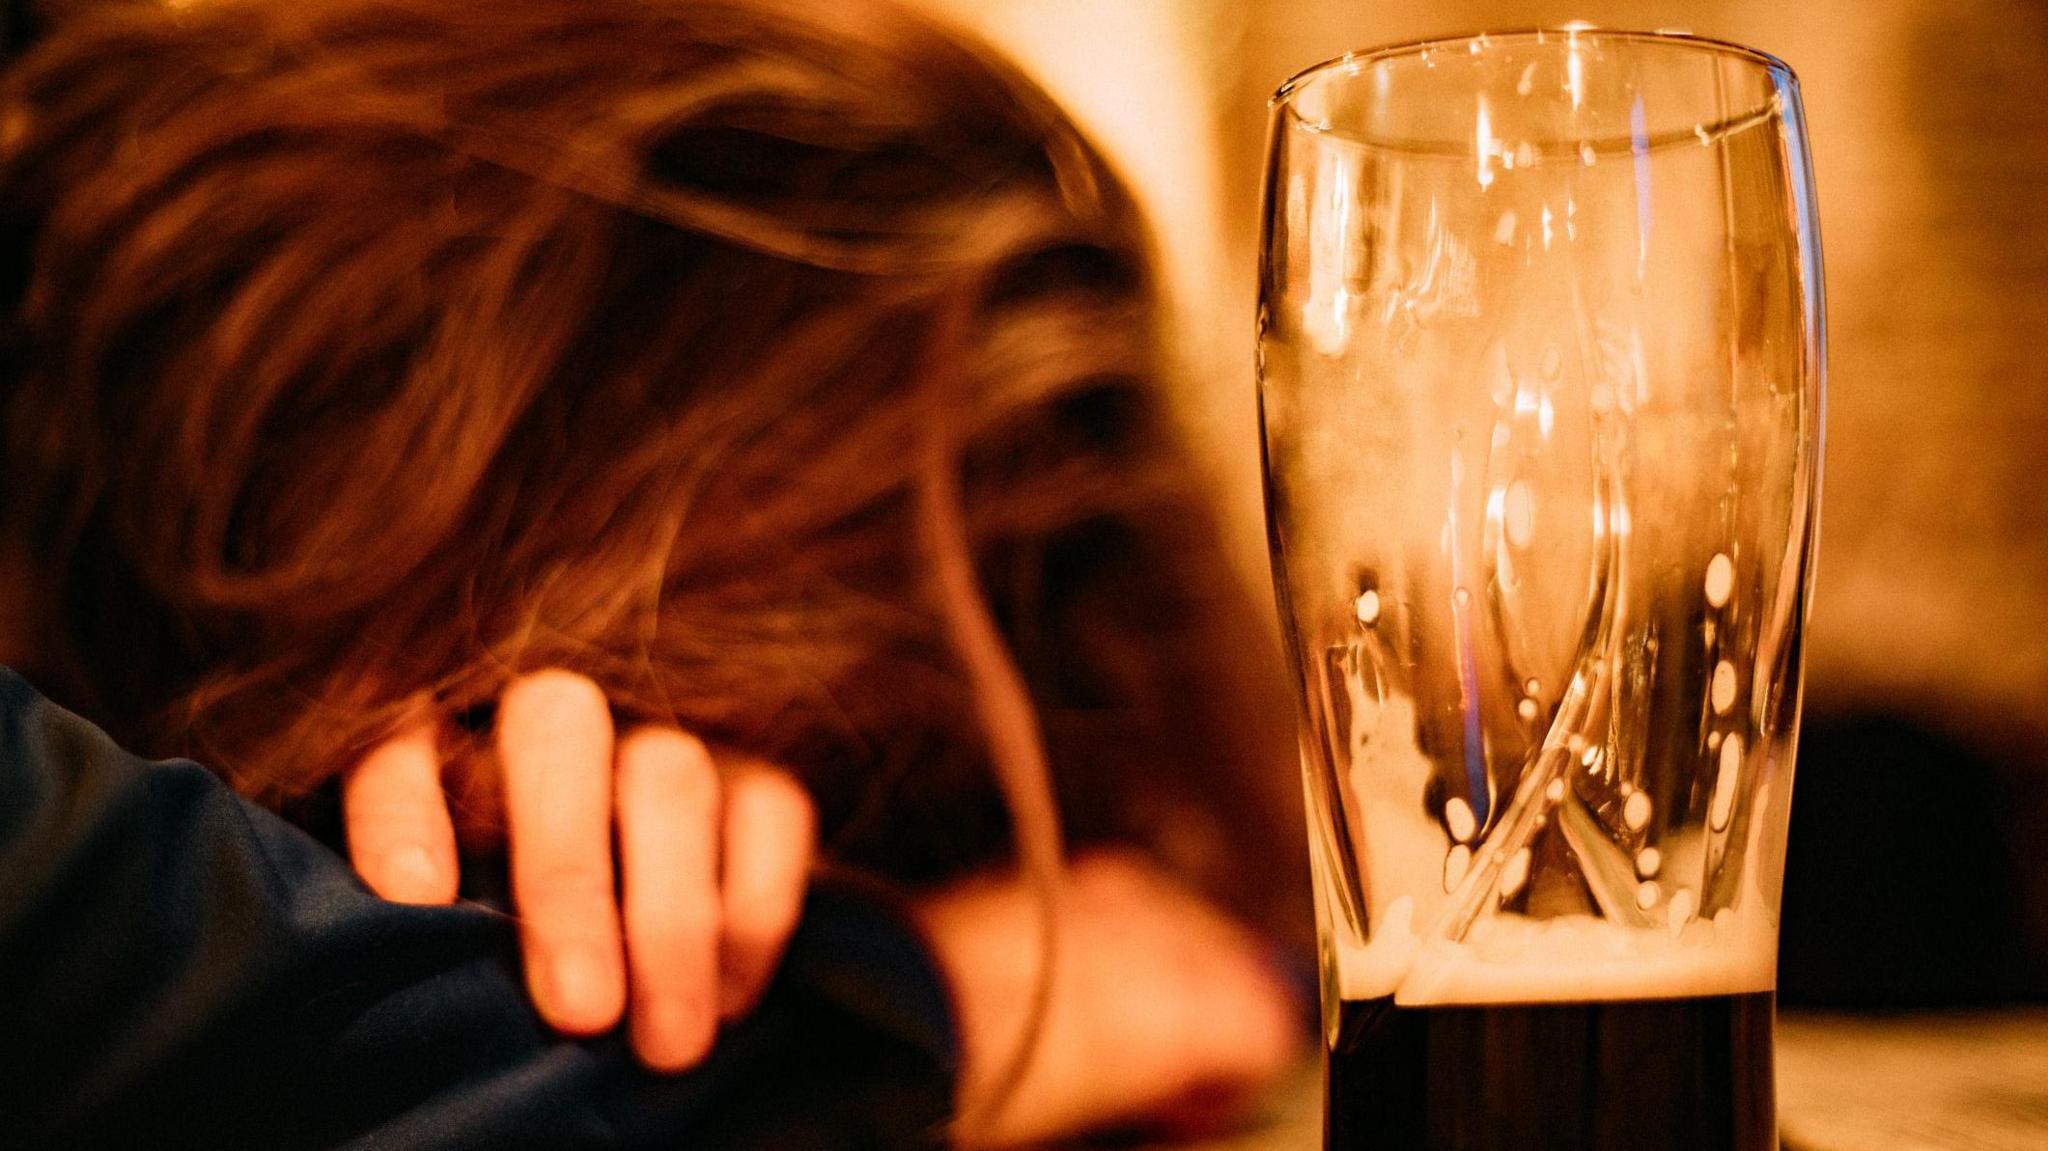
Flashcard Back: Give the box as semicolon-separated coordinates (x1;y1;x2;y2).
2;0;1294;892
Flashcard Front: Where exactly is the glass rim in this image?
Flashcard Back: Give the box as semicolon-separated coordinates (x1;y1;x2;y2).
1270;26;1799;110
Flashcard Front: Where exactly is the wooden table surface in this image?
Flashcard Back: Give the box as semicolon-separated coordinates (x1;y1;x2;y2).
1776;1010;2048;1151
1167;1008;2048;1151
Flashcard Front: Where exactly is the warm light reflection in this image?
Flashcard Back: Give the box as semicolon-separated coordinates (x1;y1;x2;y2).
1566;32;1586;110
1476;96;1496;188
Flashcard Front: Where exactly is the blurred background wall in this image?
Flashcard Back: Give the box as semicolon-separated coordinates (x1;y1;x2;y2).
927;0;2048;998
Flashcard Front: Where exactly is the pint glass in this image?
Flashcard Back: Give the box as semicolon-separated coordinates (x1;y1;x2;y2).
1256;30;1825;1150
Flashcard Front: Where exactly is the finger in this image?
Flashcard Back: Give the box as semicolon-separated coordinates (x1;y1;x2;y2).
342;717;460;905
616;726;722;1071
716;766;816;1020
498;669;626;1037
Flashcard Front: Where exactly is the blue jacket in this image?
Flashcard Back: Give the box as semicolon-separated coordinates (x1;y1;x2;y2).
0;668;956;1149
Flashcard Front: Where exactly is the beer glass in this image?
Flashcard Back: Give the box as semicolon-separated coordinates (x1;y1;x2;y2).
1257;30;1824;1150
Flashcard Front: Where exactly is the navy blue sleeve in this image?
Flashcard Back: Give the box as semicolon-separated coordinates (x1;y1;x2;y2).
0;668;957;1150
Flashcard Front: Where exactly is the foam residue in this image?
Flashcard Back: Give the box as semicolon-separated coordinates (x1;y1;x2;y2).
1711;659;1739;714
1328;893;1778;1005
1704;552;1735;608
1390;904;1777;1005
1445;797;1477;842
1710;735;1744;831
1623;790;1653;831
1443;844;1473;891
1319;691;1781;1007
1499;848;1532;897
1354;590;1381;626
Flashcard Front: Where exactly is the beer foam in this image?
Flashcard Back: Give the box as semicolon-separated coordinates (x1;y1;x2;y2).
1331;903;1776;1006
1317;690;1779;1008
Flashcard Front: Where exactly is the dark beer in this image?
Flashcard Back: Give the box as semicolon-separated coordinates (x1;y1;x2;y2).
1326;991;1776;1151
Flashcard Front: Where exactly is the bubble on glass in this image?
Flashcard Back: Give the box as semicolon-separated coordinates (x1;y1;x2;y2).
1514;141;1536;169
1444;843;1472;891
1544;778;1565;803
1623;790;1652;831
1518;697;1540;723
1579;141;1597;166
1635;880;1661;910
1567;733;1587;755
1705;552;1734;608
1445;796;1477;843
1354;589;1381;626
1524;677;1543;697
1707;730;1724;751
1500;847;1531;898
1516;61;1537;96
1453;586;1472;608
1494;210;1518;246
1635;846;1662;878
1505;480;1536;548
1711;660;1738;715
1710;734;1743;831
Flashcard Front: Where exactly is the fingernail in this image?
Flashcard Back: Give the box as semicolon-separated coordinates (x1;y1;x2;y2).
380;845;448;904
640;998;711;1072
546;946;614;1031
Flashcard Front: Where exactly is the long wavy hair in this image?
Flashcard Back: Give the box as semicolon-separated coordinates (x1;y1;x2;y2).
0;0;1297;942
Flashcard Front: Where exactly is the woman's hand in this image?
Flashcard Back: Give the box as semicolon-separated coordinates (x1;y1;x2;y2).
338;669;817;1072
915;851;1307;1147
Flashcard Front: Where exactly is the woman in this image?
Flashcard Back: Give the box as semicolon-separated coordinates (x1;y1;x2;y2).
0;0;1305;1142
